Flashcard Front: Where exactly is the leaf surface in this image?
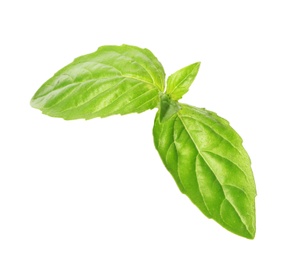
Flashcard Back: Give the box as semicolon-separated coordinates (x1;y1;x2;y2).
31;45;165;119
153;103;256;239
159;94;180;123
166;62;200;101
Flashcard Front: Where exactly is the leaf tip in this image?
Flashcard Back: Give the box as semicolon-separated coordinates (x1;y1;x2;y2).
30;96;39;109
190;61;201;71
195;61;201;67
244;229;256;240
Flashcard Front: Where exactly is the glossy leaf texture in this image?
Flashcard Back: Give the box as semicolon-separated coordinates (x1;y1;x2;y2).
31;45;165;119
166;62;200;101
153;103;256;239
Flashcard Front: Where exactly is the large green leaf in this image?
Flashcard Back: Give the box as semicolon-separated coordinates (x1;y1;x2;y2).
166;62;200;101
153;103;256;239
31;45;165;119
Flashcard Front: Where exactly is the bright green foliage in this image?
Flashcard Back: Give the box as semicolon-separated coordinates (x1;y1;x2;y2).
159;94;180;123
31;44;256;239
153;103;256;239
166;62;200;101
31;45;165;120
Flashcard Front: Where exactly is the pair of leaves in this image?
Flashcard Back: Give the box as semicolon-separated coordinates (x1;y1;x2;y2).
31;45;200;119
31;44;256;239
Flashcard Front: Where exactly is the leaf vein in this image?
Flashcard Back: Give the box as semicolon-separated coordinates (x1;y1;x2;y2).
168;63;198;96
106;50;160;90
179;114;242;155
202;151;249;183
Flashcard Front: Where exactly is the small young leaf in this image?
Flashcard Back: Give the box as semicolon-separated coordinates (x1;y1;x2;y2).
31;45;165;120
159;94;180;123
166;62;200;101
153;103;256;239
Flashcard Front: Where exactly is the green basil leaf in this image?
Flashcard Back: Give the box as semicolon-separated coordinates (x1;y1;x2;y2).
159;94;180;123
166;62;200;101
153;103;256;239
31;45;165;119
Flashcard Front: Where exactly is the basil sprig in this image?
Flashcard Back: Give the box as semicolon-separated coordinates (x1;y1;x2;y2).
31;44;256;239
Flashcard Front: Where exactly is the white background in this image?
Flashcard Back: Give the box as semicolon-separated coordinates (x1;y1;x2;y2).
1;0;302;259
